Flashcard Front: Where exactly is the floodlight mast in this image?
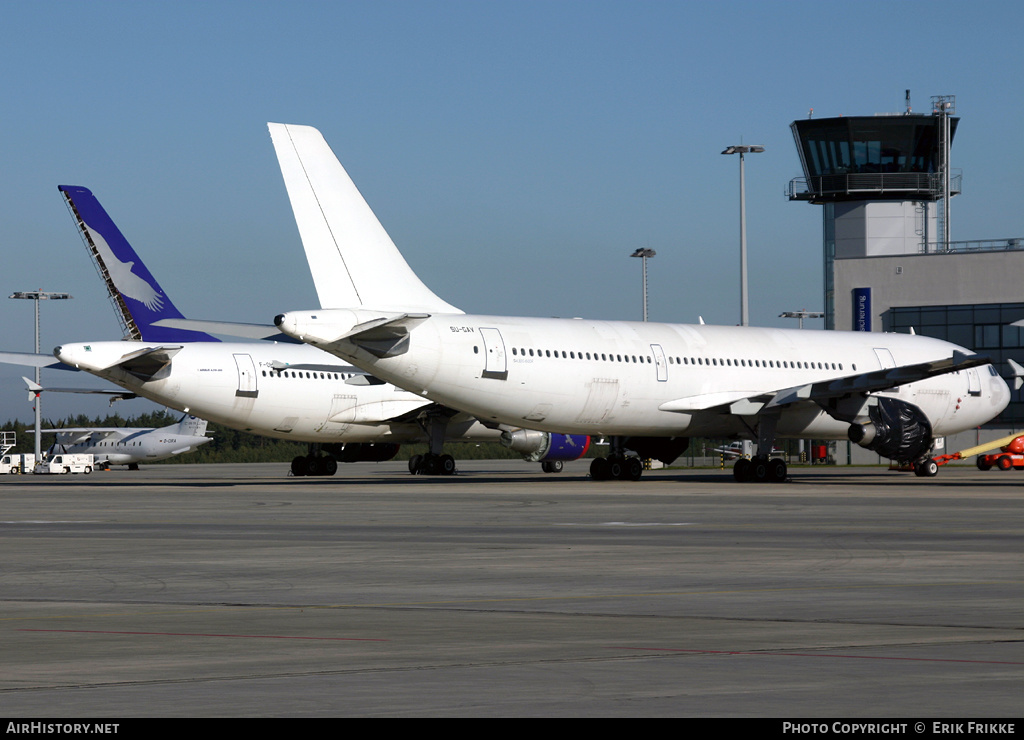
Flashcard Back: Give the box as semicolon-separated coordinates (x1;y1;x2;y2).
9;290;72;460
721;145;764;326
629;248;656;322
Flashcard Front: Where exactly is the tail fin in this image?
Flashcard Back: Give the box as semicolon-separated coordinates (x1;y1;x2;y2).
268;123;462;314
58;185;220;343
174;414;209;436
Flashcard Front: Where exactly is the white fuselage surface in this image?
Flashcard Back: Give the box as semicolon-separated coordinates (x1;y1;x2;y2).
275;310;1009;442
53;339;496;445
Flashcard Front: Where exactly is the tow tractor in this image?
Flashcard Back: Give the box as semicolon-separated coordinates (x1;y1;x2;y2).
925;432;1024;474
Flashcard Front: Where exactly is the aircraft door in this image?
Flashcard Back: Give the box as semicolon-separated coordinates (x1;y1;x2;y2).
967;368;981;396
479;327;508;380
233;354;258;398
873;348;897;369
650;344;668;382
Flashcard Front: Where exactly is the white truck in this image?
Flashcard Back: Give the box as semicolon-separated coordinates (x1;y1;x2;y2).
0;453;37;474
33;453;94;475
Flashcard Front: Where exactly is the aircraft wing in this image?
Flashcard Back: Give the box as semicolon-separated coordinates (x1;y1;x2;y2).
659;351;993;417
32;428;149;436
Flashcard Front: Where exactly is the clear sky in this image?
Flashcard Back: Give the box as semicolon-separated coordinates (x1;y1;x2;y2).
1;0;1022;423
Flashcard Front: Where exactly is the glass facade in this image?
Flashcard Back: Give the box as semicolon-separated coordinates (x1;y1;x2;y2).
792;116;958;178
884;302;1024;423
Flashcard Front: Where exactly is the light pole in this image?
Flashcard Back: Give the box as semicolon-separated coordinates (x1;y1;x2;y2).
779;309;825;330
629;248;656;321
721;145;764;326
9;290;72;460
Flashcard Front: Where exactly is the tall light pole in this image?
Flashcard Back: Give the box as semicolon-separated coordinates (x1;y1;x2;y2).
629;248;656;321
9;290;72;460
721;145;764;326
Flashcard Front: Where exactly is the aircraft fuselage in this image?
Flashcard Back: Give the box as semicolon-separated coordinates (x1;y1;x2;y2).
276;310;1010;441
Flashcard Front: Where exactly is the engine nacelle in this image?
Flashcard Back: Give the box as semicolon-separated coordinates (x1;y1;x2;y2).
848;397;933;463
500;429;591;462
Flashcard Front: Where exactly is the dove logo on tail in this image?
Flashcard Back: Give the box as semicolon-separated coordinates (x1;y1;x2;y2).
58;185;218;343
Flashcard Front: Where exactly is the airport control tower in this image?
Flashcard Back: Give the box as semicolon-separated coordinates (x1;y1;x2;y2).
788;94;959;329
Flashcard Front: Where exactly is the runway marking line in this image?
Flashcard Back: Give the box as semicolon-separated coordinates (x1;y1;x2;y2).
607;646;1024;665
17;628;388;642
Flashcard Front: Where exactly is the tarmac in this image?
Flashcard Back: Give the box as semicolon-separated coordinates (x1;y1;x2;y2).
1;460;1021;718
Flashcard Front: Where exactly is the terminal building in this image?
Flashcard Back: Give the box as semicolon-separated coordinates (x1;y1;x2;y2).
787;95;1024;462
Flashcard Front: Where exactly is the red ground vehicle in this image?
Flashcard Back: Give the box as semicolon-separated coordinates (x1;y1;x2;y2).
976;436;1024;471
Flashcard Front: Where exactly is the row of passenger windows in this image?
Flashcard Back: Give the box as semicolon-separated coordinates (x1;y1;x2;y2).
260;370;357;380
501;346;850;372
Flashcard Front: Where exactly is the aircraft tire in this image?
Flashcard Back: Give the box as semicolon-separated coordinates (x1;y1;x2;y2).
624;456;644;481
733;458;750;482
751;457;770;482
322;457;338;476
408;454;422;475
768;458;787;483
915;458;939;477
608;458;623;480
590;457;610;481
423;455;441;476
440;454;456;475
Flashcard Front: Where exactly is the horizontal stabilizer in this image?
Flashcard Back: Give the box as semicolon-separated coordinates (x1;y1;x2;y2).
22;376;136;400
338;313;430;358
0;352;75;371
87;345;184;382
152;318;296;342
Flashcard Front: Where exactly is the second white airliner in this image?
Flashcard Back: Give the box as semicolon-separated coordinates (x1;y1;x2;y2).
267;123;1011;482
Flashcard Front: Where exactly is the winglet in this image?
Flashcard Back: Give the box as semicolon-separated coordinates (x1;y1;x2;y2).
268;123;463;314
58;185;220;343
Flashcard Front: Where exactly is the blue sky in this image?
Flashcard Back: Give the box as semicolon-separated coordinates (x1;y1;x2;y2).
1;0;1022;423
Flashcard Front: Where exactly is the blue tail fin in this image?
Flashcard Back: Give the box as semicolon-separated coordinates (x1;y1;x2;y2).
58;186;219;343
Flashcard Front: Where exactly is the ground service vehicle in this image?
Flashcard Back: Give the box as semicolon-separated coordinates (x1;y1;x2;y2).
33;454;94;475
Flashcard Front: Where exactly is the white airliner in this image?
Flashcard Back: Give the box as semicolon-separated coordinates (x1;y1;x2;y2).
32;410;212;470
259;123;1011;482
23;186;590;476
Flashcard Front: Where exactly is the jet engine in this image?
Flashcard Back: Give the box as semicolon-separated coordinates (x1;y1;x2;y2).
500;429;591;462
848;397;933;462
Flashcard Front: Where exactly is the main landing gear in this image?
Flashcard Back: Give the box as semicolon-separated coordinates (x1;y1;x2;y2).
589;454;644;481
588;438;645;481
733;455;787;483
408;452;456;476
291;452;338;477
732;412;789;484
